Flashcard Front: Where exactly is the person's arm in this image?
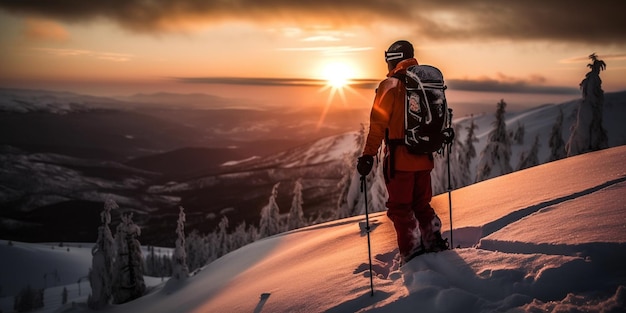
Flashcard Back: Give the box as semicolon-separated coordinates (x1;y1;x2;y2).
362;78;397;156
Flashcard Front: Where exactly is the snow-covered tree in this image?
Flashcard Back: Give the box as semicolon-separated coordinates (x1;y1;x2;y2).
513;122;525;145
547;107;566;162
88;199;117;309
111;212;146;304
172;207;189;280
230;221;257;252
566;53;608;156
432;123;464;194
287;179;305;230
62;287;68;304
336;125;366;219
336;124;388;219
460;117;478;186
476;99;513;182
517;135;541;170
185;230;209;273
217;216;230;256
14;285;43;312
259;182;281;238
367;149;388;214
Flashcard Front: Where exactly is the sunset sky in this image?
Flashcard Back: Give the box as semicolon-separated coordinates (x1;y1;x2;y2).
0;0;624;112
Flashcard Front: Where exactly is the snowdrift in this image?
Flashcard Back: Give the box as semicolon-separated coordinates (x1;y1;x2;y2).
3;146;626;312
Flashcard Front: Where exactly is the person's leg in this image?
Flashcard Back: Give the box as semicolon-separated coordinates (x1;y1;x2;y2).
411;170;441;250
386;171;421;258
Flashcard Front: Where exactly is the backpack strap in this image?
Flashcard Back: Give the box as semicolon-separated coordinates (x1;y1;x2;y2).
391;73;406;84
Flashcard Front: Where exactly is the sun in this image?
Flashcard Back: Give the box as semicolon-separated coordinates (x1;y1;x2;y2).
322;62;353;89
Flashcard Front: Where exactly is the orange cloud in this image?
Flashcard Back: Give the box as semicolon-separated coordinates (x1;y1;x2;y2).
34;48;133;62
0;1;623;45
23;18;69;42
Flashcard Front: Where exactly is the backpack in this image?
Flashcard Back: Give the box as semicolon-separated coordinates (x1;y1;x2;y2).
392;64;452;154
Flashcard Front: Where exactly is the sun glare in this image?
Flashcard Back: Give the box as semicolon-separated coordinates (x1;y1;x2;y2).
322;62;353;89
314;61;361;131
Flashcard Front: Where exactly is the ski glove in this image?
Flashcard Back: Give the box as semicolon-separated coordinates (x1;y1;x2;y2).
442;127;455;145
357;155;374;176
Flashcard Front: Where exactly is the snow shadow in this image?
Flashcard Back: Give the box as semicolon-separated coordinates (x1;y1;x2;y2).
481;176;626;239
478;240;626;273
323;290;393;313
288;212;386;235
353;250;400;280
441;226;483;249
370;249;604;312
359;219;382;236
444;176;626;249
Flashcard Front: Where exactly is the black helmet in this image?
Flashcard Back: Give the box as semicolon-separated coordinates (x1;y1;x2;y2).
385;40;414;68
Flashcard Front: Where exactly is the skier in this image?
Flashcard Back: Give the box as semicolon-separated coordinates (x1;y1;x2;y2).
357;40;448;263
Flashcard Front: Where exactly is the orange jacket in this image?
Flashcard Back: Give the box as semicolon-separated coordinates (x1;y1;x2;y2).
362;58;434;171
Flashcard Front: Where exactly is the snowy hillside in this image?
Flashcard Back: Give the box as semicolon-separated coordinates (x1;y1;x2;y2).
2;146;625;313
430;91;626;194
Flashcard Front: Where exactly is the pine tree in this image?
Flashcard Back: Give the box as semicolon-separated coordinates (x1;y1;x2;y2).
62;287;68;305
337;125;389;218
548;107;566;162
476;99;513;182
259;182;281;238
367;148;388;213
517;135;541;170
513;122;525;145
566;53;608;156
431;123;464;194
460;117;478;186
185;230;209;273
344;145;387;217
88;199;117;309
14;285;44;312
336;125;366;219
172;207;189;280
111;212;146;304
287;179;305;230
217;216;230;257
230;221;253;251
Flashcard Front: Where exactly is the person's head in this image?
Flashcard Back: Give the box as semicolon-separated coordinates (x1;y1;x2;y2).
385;40;414;71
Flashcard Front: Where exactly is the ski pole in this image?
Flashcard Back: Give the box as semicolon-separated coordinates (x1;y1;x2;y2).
360;176;374;296
446;108;454;249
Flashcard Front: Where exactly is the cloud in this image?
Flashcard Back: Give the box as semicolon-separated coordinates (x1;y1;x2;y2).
447;75;579;94
34;48;133;62
0;0;623;45
173;77;326;87
173;75;578;94
23;18;69;42
173;76;380;89
276;46;372;55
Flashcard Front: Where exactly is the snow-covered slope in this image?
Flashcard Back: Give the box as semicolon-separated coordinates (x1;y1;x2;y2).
449;91;626;186
2;146;625;313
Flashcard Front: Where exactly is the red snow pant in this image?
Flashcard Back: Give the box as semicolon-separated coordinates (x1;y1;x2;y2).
385;170;436;257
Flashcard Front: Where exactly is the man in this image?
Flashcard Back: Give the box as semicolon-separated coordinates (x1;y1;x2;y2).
357;40;447;262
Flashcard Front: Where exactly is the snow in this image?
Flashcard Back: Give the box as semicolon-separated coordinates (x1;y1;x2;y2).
220;156;260;167
2;146;626;312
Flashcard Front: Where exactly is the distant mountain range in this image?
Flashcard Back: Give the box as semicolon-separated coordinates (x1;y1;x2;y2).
0;88;368;245
1;88;624;246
